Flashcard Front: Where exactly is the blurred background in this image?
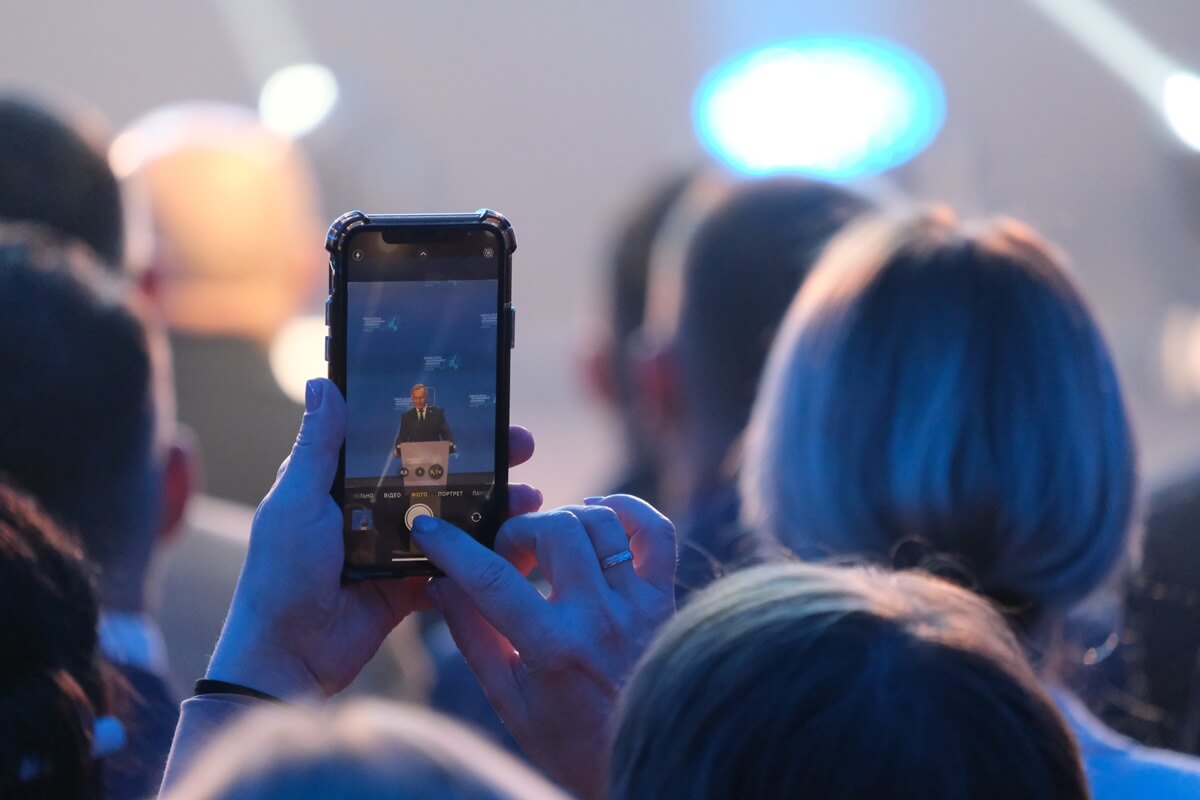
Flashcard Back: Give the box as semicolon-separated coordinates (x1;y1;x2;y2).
2;0;1197;505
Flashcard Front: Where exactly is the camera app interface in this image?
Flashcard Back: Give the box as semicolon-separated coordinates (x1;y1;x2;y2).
343;246;500;566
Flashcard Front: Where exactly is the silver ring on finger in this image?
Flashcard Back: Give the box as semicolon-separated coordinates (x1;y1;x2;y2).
600;549;634;570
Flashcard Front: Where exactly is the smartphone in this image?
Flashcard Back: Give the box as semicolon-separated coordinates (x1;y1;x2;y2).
325;210;515;578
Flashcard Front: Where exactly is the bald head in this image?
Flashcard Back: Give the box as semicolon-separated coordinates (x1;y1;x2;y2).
112;103;323;345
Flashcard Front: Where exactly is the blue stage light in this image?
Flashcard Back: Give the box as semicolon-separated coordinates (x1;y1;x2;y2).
693;38;946;180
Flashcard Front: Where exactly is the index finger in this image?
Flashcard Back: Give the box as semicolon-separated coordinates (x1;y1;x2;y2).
410;516;553;654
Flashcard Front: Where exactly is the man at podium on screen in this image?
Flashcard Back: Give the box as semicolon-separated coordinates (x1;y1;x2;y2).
394;383;455;455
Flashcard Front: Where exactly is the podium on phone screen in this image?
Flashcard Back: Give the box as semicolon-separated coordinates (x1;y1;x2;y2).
395;441;448;557
398;441;451;488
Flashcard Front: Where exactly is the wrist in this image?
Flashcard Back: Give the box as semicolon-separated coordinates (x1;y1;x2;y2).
206;615;325;701
193;678;284;703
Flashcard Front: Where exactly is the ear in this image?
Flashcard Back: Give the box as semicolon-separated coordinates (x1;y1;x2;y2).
578;332;621;408
630;329;682;431
136;262;163;306
156;434;197;547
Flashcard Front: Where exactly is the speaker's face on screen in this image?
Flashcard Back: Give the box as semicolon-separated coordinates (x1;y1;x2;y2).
411;387;428;410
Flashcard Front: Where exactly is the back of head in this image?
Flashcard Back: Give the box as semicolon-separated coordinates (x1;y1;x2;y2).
0;95;124;266
741;213;1135;626
0;225;157;570
163;699;568;800
670;176;872;434
0;481;109;800
111;102;323;344
607;170;700;377
611;562;1088;800
591;170;700;497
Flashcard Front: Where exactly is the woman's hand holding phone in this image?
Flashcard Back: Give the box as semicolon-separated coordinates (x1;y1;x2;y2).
411;496;677;800
204;377;543;701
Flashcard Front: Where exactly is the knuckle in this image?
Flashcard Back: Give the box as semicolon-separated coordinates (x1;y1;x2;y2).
650;510;676;535
537;510;587;541
651;517;677;545
525;641;576;673
472;557;515;598
593;607;628;649
542;508;580;529
575;598;631;651
578;505;620;526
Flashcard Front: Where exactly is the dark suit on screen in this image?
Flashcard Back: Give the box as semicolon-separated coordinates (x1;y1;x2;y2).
395;406;455;452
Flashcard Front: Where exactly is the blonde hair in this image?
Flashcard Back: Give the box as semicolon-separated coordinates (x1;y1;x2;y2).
740;212;1135;625
612;562;1088;799
163;699;567;800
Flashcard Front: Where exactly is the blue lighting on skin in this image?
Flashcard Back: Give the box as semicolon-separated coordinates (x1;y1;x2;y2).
693;38;946;180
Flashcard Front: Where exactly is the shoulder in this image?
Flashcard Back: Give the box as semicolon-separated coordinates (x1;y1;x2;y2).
105;663;179;799
114;663;179;748
1083;746;1200;800
1057;689;1200;799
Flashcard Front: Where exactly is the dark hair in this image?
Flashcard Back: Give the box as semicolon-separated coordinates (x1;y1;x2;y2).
0;225;156;566
674;177;872;436
612;563;1089;800
599;170;700;497
608;170;698;361
0;96;123;266
0;481;111;800
742;214;1135;628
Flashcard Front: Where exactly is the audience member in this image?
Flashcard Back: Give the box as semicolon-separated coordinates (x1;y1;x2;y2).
0;92;238;708
160;699;566;800
612;562;1090;799
113;102;324;506
635;174;871;595
0;481;121;800
104;101;460;715
0;95;124;266
739;212;1200;798
0;226;191;798
1114;470;1200;753
580;169;699;504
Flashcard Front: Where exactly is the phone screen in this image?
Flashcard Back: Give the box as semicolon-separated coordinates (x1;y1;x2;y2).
339;227;507;570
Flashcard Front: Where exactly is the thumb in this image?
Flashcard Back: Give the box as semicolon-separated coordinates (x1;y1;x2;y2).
278;378;346;496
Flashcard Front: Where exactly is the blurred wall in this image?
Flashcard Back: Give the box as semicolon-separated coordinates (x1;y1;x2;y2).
1;0;1197;504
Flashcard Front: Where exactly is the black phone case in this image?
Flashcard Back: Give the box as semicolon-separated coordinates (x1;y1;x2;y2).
325;209;516;579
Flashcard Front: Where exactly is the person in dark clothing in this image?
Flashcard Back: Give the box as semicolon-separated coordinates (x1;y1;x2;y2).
1105;471;1200;754
580;170;702;505
0;227;190;798
634;175;872;599
0;481;119;800
395;384;456;452
114;102;324;507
